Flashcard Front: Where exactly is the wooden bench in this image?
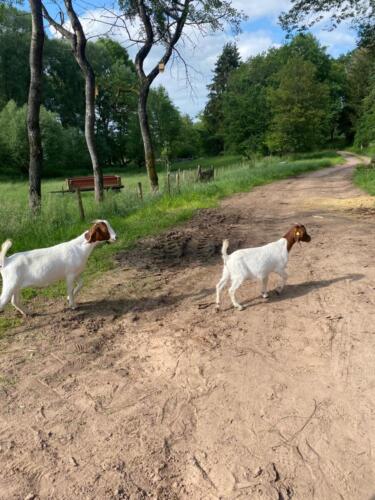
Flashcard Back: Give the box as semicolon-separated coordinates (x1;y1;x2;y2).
67;175;124;192
50;175;124;221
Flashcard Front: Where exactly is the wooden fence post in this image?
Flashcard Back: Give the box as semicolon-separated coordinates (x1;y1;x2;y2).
176;170;180;193
137;181;143;201
76;187;85;221
167;172;171;195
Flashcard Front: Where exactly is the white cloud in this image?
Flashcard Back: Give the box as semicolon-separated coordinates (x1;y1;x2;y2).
312;21;357;56
316;29;356;55
231;0;291;20
237;31;280;59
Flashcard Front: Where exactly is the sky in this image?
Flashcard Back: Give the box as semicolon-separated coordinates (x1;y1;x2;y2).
43;0;358;119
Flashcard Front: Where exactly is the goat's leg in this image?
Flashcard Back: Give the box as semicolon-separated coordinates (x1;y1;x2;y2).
260;275;269;298
276;269;288;294
0;282;15;313
216;268;230;308
11;290;29;317
228;279;244;311
73;276;83;297
66;275;76;309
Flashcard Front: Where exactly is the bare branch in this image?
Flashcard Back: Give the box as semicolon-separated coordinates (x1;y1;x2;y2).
146;0;191;86
41;3;73;39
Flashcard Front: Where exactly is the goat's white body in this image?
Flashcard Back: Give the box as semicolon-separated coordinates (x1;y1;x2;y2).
0;220;116;316
224;239;288;281
216;238;289;310
1;234;93;289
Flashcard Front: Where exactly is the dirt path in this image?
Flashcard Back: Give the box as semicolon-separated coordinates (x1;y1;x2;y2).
1;152;375;500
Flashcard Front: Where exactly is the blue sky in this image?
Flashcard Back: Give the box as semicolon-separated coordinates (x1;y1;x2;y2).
43;0;358;118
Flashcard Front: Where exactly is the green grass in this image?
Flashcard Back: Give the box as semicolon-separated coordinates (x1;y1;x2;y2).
354;164;375;195
290;150;341;161
347;144;375;159
169;154;242;172
0;317;22;340
0;152;341;303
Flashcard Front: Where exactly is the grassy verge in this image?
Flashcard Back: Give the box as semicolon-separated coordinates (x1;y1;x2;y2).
169;154;242;172
354;164;375;195
0;152;341;302
347;145;375;159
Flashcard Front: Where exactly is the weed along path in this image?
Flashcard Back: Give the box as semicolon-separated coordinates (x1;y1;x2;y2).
1;152;375;499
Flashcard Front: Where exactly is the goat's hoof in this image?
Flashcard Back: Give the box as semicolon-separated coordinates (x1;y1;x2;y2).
262;293;269;299
275;288;283;295
215;304;220;311
236;305;244;311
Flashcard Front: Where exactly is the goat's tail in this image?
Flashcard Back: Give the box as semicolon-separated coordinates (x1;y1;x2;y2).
221;239;229;264
0;239;12;268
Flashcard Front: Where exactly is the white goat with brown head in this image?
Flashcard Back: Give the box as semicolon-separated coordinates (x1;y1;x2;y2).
0;220;116;316
216;224;311;310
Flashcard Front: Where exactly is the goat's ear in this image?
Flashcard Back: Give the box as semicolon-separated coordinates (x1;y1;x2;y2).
85;224;98;243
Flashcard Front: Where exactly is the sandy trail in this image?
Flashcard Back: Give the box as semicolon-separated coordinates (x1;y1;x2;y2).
0;152;375;499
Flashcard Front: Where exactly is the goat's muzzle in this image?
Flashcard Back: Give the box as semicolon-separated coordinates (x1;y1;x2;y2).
303;233;311;242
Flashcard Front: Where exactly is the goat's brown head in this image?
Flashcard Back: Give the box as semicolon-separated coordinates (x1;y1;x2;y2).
284;223;311;251
85;220;117;244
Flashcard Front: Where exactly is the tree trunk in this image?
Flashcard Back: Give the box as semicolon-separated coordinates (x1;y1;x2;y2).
64;0;104;203
27;0;44;214
138;84;159;191
83;66;103;202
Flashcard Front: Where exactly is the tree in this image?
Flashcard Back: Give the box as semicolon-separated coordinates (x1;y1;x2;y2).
203;42;241;154
42;0;104;202
221;56;271;155
0;7;86;127
216;33;346;154
148;86;181;157
89;38;141;167
28;0;45;213
44;38;86;129
280;0;372;32
277;33;332;81
354;88;375;147
280;0;375;48
0;100;90;176
344;48;375;140
0;101;29;173
266;57;330;153
117;0;244;191
0;6;31;109
279;34;347;143
172;115;201;158
0;10;142;169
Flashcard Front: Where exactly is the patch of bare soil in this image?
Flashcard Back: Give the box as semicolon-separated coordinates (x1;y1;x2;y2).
1;152;375;499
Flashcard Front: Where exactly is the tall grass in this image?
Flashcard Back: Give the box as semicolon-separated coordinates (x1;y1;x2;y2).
354;165;375;195
0;153;341;299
